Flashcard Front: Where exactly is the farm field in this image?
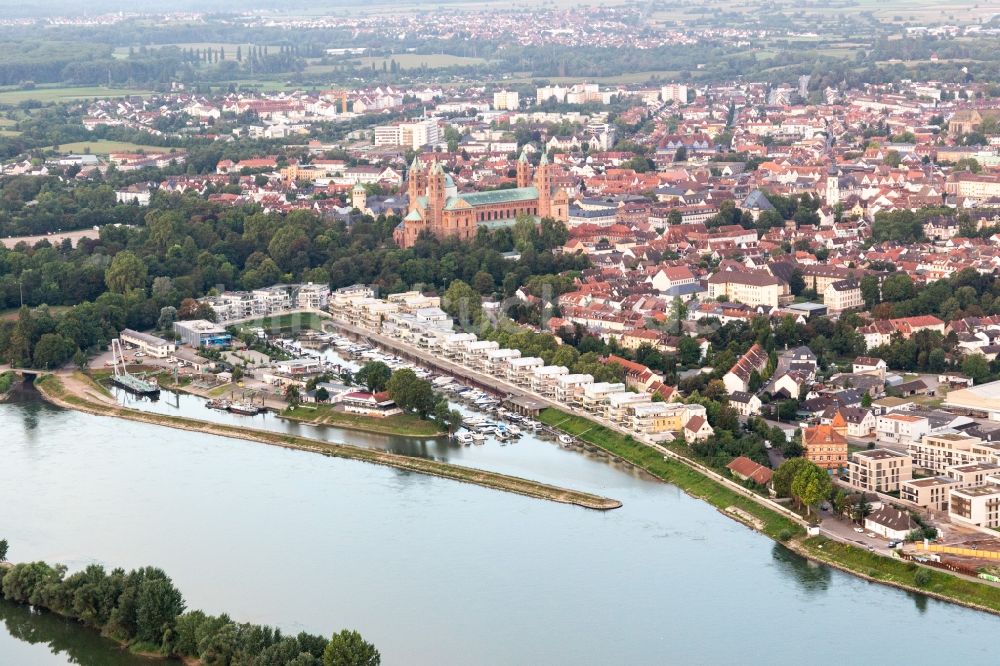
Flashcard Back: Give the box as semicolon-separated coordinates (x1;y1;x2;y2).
47;140;173;155
0;86;150;104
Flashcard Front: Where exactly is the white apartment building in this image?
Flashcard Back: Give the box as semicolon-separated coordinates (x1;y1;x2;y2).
484;348;521;374
296;282;330;309
876;413;929;446
950;478;1000;528
507;357;544;384
555;373;594;404
493;90;520;111
660;83;688;104
463;340;500;369
605;391;652;425
529;365;569;396
580;382;627;412
906;433;999;474
847;449;913;493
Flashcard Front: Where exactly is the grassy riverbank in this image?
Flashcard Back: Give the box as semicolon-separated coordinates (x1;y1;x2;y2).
539;408;801;540
36;374;621;511
538;407;1000;617
281;403;445;437
0;371;14;398
800;537;1000;614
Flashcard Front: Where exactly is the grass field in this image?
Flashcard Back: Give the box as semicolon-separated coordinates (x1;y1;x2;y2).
0;86;151;105
47;140;171;155
281;403;445;437
232;312;327;333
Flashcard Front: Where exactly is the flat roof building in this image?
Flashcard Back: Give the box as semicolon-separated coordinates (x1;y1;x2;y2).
120;329;176;358
173;320;231;348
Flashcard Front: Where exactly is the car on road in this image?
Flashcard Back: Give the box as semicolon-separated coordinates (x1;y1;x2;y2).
853;527;864;533
866;532;877;538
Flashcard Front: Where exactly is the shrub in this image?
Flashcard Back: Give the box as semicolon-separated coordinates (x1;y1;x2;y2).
914;569;932;587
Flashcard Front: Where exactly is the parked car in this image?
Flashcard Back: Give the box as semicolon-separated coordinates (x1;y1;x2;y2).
853;527;864;533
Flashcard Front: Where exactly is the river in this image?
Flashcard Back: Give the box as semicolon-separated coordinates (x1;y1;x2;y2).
1;387;998;665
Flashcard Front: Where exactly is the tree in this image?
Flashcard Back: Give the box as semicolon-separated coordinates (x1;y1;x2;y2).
157;306;177;332
789;269;805;297
860;275;881;309
32;333;74;370
386;369;437;418
356;361;391;393
0;539;7;562
771;457;808;498
135;573;185;644
851;493;873;525
962;353;991;384
105;250;148;294
790;462;832;515
472;271;495;295
323;629;380;666
678;336;701;365
669;297;687;335
316;387;330;402
441;280;482;329
777;399;799;421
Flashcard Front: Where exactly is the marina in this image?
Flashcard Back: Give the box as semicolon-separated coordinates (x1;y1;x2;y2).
2;390;998;666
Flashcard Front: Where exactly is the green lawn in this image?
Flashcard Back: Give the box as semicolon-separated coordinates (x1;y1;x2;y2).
47;140;173;155
233;312;327;333
0;86;151;105
538;408;802;540
282;403;444;437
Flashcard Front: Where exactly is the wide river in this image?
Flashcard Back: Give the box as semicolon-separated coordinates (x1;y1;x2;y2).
2;385;999;665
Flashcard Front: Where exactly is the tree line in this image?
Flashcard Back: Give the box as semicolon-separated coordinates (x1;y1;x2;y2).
0;544;379;665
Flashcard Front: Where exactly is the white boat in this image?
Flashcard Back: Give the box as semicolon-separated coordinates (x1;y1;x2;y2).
471;433;486;442
559;435;574;445
508;425;522;437
456;433;474;444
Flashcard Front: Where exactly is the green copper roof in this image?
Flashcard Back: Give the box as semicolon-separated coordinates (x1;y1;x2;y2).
444;186;539;210
404;209;423;221
518;149;529;163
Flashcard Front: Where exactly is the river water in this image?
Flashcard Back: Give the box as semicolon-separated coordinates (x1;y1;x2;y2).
1;386;998;665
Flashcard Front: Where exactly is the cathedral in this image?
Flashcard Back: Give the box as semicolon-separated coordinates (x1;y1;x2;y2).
392;151;569;248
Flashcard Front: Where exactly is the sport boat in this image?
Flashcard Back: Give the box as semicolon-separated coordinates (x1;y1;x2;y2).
456;433;474;444
558;434;574;445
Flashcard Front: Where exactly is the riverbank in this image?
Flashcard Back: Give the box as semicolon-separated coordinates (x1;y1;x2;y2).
537;407;1000;618
0;371;16;402
35;373;622;511
279;403;445;437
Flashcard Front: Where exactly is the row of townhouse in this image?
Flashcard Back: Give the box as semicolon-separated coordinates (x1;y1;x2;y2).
327;286;712;442
200;283;331;322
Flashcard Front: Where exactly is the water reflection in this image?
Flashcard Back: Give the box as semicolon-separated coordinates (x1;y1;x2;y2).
0;598;169;665
771;543;832;592
907;590;929;614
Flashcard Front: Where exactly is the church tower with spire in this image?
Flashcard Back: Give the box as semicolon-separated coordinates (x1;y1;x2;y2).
516;149;532;189
427;161;447;232
535;152;552;218
407;155;426;215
